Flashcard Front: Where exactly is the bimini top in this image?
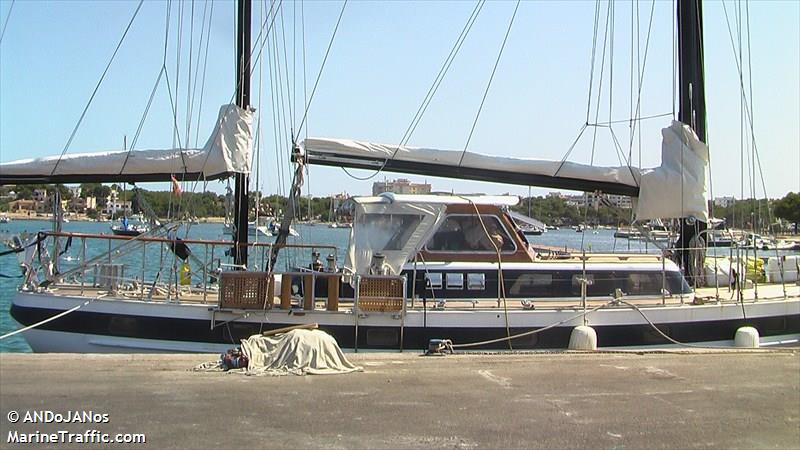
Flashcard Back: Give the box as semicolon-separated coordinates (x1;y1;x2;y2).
351;193;520;206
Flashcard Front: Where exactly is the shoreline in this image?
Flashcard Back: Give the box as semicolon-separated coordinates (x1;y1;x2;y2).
0;212;228;224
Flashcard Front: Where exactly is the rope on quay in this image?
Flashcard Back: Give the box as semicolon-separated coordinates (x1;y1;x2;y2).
448;300;615;350
617;299;796;353
0;297;98;341
442;299;796;354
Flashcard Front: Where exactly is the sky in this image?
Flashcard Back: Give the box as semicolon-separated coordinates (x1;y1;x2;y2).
0;0;798;201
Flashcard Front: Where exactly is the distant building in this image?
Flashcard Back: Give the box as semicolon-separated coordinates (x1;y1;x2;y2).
33;189;48;203
582;192;633;209
372;178;431;196
564;194;584;207
70;196;97;213
69;186;82;199
102;200;131;216
714;196;735;208
8;199;39;213
102;189;131;215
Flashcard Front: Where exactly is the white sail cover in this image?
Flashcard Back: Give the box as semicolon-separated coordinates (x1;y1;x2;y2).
300;120;708;220
0;104;253;183
634;121;709;221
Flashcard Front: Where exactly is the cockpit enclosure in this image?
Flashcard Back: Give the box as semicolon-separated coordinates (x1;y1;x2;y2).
345;194;521;275
425;214;517;253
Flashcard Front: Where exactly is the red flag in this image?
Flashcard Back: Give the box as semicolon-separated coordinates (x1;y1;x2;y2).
171;175;182;197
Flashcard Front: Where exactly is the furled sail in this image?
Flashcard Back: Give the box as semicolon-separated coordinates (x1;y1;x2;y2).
0;104;253;185
300;121;708;221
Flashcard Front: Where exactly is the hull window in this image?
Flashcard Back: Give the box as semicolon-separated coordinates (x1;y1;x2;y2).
446;273;464;290
426;273;443;289
467;273;486;290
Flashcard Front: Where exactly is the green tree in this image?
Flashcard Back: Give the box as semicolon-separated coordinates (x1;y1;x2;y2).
773;192;800;234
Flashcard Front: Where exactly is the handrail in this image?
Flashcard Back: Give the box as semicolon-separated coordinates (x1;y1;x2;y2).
40;231;337;250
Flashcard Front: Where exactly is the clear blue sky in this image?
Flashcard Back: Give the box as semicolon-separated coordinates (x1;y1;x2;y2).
1;0;798;201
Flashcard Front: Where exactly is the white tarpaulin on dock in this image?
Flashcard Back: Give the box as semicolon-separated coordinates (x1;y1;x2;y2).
240;329;362;376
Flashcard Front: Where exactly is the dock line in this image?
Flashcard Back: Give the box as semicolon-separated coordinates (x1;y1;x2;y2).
0;296;99;341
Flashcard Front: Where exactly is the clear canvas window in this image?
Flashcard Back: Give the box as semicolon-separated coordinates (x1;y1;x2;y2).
426;214;515;253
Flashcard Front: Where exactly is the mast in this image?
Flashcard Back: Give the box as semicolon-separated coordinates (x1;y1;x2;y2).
233;0;252;267
676;0;707;280
678;0;706;141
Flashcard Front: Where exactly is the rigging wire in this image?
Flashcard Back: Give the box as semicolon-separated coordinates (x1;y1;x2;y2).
295;0;347;139
626;0;657;158
119;67;166;173
269;4;288;198
457;0;521;167
279;3;294;132
0;0;14;46
398;0;486;152
49;0;145;176
744;1;773;231
194;1;215;147
186;0;282;197
341;0;486;182
185;0;195;151
586;0;603;123
301;0;311;223
301;0;308;143
721;1;771;229
591;111;673;126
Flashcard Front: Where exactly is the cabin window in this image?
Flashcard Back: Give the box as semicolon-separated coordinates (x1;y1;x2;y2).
426;273;443;289
467;273;486;290
571;274;595;296
509;273;553;296
625;272;663;295
425;214;516;253
446;273;464;290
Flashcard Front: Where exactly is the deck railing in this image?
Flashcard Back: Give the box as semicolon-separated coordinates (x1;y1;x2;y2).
14;230;796;310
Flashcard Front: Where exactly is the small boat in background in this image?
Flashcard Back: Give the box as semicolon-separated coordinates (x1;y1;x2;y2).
508;210;546;236
110;216;149;237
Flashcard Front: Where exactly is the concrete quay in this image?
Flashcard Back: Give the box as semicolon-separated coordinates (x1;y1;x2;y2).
1;350;798;449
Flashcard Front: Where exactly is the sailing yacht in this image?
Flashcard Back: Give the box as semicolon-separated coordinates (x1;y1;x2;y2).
0;0;797;352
